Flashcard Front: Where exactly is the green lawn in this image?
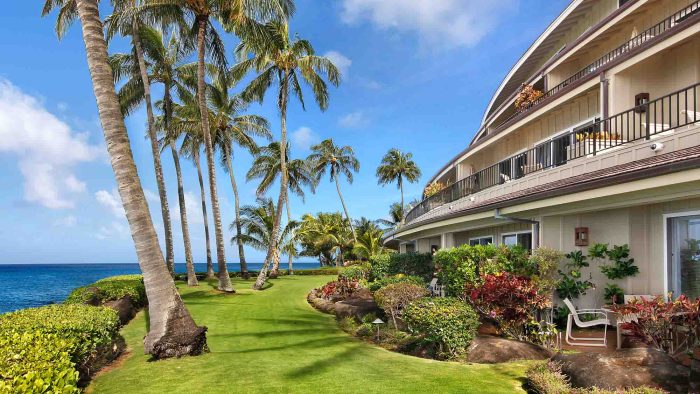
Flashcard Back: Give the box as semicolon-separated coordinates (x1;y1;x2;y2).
88;275;529;393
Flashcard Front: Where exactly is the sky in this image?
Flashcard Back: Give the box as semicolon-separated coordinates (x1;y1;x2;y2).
0;0;569;264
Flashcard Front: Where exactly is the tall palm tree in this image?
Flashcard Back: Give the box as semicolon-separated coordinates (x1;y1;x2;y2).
141;0;292;292
230;197;298;275
42;0;206;357
308;139;359;241
105;0;177;275
209;69;271;279
297;212;352;267
377;202;405;230
233;21;340;289
376;149;421;222
246;142;315;276
353;226;385;260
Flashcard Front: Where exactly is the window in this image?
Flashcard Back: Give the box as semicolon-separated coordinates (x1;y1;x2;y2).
667;215;700;299
469;236;493;246
502;232;533;252
405;243;416;253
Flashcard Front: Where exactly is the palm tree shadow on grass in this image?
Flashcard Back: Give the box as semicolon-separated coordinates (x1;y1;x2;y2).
284;345;360;379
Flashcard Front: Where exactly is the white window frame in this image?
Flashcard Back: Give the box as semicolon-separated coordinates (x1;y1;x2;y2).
468;235;494;246
532;115;601;169
662;210;700;298
501;230;533;249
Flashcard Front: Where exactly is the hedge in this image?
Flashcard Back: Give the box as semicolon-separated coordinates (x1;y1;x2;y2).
65;274;146;307
367;274;426;292
0;304;121;392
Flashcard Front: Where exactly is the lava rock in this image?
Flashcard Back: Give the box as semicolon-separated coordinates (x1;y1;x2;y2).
466;335;552;363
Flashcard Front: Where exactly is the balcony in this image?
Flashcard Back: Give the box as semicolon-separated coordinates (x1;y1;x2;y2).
488;1;700;137
405;82;700;224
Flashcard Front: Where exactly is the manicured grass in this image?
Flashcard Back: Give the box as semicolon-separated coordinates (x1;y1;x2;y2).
88;275;529;393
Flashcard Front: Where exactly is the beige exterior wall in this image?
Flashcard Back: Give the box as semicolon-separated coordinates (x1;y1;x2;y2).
453;222;532;247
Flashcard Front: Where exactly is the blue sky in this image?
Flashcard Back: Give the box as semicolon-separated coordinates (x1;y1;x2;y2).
0;0;568;264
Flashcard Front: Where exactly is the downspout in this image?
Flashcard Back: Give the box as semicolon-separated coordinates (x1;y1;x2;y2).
494;208;540;249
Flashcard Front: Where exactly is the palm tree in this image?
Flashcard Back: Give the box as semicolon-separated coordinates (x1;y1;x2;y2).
353;226;385;260
308;139;359;241
230;197;298;275
376;149;421;223
141;0;292;292
42;0;206;357
246;142;315;276
209;69;271;279
105;0;177;275
297;212;352;267
233;21;340;289
377;202;404;230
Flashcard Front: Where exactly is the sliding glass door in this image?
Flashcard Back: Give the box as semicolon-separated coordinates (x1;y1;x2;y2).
667;215;700;299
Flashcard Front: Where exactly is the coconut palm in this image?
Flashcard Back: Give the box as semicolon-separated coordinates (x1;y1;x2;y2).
246;142;315;276
376;149;421;222
42;0;206;357
232;21;340;289
377;202;405;230
353;226;385;260
208;68;271;279
230;197;298;274
297;212;353;267
308;139;359;241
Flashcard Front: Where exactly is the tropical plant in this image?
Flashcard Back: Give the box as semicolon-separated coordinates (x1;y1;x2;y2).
308;139;359;241
515;84;544;110
233;20;340;289
353;226;386;260
374;282;429;328
423;181;444;198
556;250;594;300
209;67;272;279
42;0;206;358
246;142;316;275
376;149;421;222
377;202;405;230
297;212;353;266
316;278;361;302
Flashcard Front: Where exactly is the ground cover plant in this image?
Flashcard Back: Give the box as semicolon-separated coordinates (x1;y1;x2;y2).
65;275;146;307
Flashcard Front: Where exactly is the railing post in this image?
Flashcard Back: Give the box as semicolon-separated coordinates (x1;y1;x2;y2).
645;105;651;140
592;127;597;156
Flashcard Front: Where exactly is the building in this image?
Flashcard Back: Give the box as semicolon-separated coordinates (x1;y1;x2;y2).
384;0;700;307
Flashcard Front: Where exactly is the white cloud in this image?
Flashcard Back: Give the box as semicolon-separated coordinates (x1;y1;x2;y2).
323;51;352;77
171;191;203;225
96;221;129;240
340;0;517;49
291;127;319;152
95;189;125;218
0;79;101;209
53;215;77;227
143;189;160;204
338;111;370;129
358;78;382;90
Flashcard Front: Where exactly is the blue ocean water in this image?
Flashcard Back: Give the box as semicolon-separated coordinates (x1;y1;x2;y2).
0;262;321;314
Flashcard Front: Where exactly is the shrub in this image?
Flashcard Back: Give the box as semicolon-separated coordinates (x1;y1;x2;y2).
367;274;425;292
0;330;80;394
434;244;498;297
293;267;341;276
386;253;434;280
317;278;361;302
0;304;121;365
526;247;563;296
374;283;429;328
368;254;391;280
403;297;479;358
556;250;594;300
466;272;551;342
525;360;570;394
65;275;146;307
338;264;370;281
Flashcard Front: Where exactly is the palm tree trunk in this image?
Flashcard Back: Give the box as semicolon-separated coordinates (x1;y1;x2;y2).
225;154;249;279
196;16;233;293
75;0;206;358
286;198;293;275
194;151;216;280
399;176;405;223
335;176;357;242
254;72;289;290
171;142;198;286
131;19;174;275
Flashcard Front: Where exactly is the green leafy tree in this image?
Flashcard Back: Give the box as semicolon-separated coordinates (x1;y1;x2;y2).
376;149;421;222
233;21;340;289
298;212;352;266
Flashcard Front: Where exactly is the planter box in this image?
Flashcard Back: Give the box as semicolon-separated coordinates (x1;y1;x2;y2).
567;139;626;160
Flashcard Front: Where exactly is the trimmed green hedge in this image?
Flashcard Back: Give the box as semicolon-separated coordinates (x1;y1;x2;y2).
65;275;146;307
367;274;426;292
338;264;371;281
0;304;121;392
292;267;341;276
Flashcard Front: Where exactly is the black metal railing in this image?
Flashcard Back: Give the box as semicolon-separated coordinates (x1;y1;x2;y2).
492;1;700;133
405;82;700;223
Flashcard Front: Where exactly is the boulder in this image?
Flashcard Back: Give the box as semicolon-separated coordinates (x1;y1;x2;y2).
333;289;381;321
103;295;137;325
307;292;336;314
466;335;552;364
553;347;691;393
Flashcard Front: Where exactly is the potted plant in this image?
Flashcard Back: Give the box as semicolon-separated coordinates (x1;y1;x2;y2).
515;84;544;111
568;131;626;159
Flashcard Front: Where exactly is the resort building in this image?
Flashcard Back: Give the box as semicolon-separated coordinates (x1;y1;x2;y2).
385;0;700;307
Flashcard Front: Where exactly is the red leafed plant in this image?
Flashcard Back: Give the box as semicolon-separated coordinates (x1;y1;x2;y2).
465;272;551;341
318;278;361;302
612;294;700;355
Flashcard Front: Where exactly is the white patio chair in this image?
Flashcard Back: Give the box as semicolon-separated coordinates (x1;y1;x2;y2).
683;110;700;124
427;278;444;297
563;298;610;347
613;295;654;349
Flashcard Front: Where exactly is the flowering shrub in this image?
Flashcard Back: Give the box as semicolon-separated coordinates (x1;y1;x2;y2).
466;273;551;341
423;182;444;198
317;278;361;302
374;283;429;328
403;297;479;358
612;294;700;355
515;84;544;110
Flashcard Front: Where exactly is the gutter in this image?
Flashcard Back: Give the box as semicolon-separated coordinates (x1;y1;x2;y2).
494;208;540;249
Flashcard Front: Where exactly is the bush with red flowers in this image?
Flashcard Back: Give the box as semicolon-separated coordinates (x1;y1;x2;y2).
465;272;551;341
317;278;361;302
612;294;700;355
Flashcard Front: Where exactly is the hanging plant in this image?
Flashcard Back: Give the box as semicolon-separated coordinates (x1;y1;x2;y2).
423;181;445;198
515;84;544;111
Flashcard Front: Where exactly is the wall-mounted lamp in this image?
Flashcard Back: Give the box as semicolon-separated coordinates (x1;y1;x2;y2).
575;227;589;246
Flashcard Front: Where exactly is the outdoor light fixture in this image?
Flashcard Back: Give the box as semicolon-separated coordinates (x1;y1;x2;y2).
575;227;589;246
372;318;385;341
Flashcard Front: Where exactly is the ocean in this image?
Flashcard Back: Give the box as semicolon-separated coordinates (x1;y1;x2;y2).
0;262;321;314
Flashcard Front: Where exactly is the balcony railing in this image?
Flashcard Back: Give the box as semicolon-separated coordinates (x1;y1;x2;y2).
491;1;700;134
405;82;700;223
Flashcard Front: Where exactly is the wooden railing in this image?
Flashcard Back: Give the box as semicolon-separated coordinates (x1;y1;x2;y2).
405;82;700;223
